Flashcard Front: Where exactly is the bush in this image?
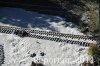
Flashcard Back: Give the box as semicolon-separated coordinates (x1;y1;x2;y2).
88;44;100;62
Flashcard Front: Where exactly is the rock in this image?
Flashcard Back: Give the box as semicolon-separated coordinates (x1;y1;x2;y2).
31;61;44;66
30;53;36;57
81;13;89;24
40;52;45;56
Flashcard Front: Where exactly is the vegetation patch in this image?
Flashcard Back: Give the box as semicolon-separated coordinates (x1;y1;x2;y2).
88;44;100;65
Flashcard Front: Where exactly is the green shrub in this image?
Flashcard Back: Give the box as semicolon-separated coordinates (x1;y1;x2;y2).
88;44;100;62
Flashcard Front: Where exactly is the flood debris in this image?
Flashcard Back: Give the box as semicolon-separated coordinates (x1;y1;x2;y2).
14;30;29;37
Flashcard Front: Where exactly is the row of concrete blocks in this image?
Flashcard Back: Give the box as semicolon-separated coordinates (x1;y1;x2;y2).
0;29;90;46
0;28;13;34
34;32;94;41
28;34;90;47
24;29;94;40
0;45;4;65
0;28;98;46
0;27;95;41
